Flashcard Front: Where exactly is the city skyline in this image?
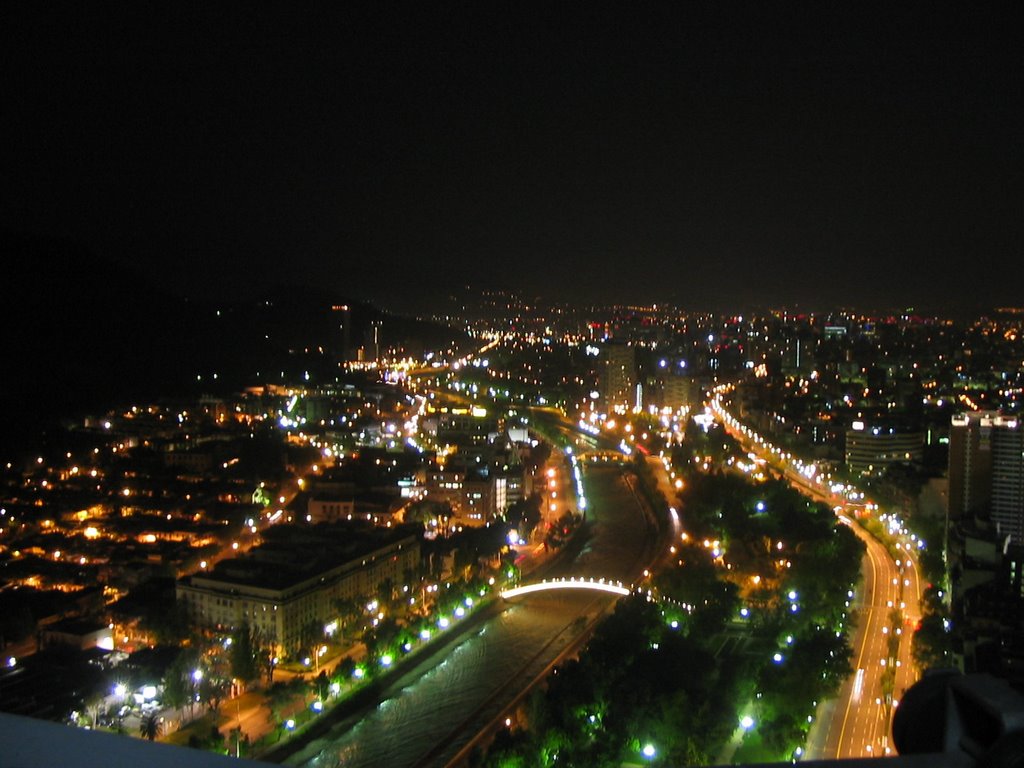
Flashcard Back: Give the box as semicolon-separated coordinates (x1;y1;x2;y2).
2;287;1022;763
4;4;1022;311
4;4;1024;765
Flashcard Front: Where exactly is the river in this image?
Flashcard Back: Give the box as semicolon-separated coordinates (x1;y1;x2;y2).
287;465;653;768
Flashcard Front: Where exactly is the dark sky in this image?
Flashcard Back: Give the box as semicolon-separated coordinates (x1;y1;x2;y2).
4;4;1022;311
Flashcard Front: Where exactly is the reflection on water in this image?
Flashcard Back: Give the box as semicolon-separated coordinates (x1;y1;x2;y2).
292;468;646;768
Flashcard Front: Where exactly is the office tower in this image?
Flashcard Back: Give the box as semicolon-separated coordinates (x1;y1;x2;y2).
949;412;1024;543
845;421;924;476
601;342;637;412
332;304;351;361
991;421;1024;544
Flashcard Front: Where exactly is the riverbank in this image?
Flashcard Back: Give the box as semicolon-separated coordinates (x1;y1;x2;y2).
258;595;507;763
254;519;587;763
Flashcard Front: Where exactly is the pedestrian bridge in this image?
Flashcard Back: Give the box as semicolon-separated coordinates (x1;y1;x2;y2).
578;450;629;465
500;576;631;599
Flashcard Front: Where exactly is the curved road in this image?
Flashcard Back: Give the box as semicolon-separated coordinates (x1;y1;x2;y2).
710;397;921;759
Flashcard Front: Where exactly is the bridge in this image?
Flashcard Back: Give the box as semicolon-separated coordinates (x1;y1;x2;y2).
577;450;629;465
500;576;632;599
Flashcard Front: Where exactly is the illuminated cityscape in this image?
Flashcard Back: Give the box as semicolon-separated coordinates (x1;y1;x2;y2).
2;4;1022;768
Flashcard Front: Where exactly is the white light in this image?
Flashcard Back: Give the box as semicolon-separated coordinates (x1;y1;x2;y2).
501;580;630;598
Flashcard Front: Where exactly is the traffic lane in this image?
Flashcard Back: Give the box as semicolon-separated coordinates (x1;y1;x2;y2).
830;541;881;758
713;407;916;757
830;512;904;758
844;532;906;758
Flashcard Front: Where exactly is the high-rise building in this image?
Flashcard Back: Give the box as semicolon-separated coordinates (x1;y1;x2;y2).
600;342;637;412
949;412;995;522
844;420;923;476
657;374;695;411
949;412;1024;544
991;422;1024;544
332;304;351;361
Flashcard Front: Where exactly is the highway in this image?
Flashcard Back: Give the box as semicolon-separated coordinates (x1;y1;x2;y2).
710;395;922;759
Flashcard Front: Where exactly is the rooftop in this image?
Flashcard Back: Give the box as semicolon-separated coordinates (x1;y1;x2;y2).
181;520;421;591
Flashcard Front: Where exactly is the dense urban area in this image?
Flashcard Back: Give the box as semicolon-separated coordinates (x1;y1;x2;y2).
3;288;1024;767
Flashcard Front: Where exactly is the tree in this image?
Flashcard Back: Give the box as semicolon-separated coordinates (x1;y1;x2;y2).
507;494;542;540
335;655;356;681
140;712;161;741
139;602;190;645
913;614;953;671
333;596;364;641
364;616;400;659
83;689;105;729
200;676;229;713
376;577;396;608
298;618;324;658
230;622;260;685
162;655;191;712
259;643;278;684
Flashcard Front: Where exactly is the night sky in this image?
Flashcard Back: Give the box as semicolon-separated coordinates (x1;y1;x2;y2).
4;4;1022;311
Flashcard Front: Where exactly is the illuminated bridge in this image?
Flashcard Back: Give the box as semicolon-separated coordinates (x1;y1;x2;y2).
500;576;632;599
578;450;629;465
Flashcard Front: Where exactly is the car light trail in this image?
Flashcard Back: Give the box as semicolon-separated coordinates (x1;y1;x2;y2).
852;668;865;702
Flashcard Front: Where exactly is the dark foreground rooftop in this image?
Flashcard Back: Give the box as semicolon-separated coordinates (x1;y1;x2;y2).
0;711;273;768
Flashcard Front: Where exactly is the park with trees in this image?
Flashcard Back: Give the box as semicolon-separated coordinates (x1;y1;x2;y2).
477;422;865;766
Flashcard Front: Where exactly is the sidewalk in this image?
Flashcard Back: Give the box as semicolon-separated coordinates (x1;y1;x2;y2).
802;697;839;760
273;640;366;682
